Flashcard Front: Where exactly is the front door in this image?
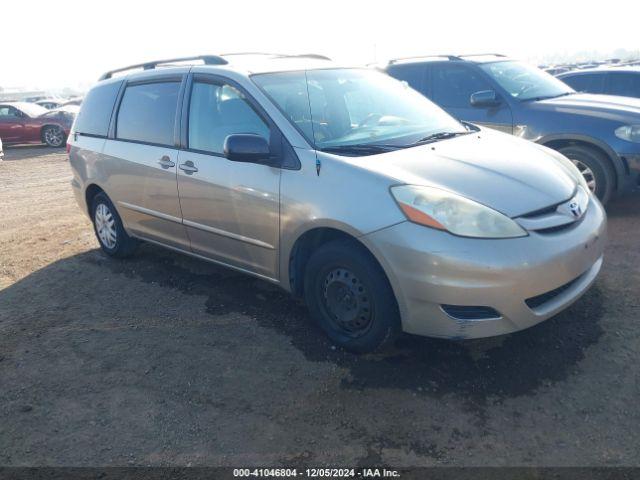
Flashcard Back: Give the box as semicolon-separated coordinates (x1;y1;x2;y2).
428;63;513;133
0;105;25;142
102;79;190;250
176;77;280;280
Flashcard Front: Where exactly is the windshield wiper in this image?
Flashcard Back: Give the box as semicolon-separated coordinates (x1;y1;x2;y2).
522;92;574;102
319;144;401;156
410;130;470;146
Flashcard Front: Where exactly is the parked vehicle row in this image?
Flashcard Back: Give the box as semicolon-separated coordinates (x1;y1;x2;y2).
384;54;640;204
0;102;78;147
68;53;606;353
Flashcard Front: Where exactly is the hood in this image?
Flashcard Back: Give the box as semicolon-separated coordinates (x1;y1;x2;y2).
340;128;577;218
533;93;640;123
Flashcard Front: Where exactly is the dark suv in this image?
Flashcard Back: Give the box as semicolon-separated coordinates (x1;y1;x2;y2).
385;54;640;203
557;67;640;99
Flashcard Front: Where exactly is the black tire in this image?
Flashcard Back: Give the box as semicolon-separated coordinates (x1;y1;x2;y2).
91;192;138;258
558;145;614;204
304;239;400;353
42;125;66;148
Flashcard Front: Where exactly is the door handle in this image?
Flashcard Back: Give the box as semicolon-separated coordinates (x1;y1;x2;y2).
179;161;198;175
158;155;175;169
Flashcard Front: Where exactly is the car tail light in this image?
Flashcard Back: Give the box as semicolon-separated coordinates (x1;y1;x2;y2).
66;142;71;154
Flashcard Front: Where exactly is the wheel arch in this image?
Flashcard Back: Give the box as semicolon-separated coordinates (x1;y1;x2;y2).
84;183;106;215
287;226;391;300
538;134;625;192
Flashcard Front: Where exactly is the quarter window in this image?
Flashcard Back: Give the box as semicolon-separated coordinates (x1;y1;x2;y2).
116;81;180;146
188;81;270;154
75;81;122;137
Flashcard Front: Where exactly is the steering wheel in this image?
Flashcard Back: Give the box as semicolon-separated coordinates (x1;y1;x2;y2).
309;120;333;141
358;113;384;128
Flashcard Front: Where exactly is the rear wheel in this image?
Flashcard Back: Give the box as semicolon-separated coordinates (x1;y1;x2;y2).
91;192;138;258
558;145;614;204
42;125;66;147
304;239;400;353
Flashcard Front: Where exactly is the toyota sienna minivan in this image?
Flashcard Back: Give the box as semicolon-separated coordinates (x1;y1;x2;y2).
68;54;606;352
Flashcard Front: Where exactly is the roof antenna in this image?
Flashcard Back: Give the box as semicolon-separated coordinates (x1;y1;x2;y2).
316;157;321;176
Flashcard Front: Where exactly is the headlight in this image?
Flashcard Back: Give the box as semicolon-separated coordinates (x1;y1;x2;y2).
390;185;527;238
615;125;640;143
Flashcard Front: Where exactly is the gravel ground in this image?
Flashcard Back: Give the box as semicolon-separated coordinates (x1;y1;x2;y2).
0;146;639;467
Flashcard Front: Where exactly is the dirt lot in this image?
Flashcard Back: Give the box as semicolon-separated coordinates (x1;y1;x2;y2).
0;146;639;467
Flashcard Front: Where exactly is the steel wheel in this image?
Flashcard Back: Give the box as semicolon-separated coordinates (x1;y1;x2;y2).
322;267;373;338
95;203;117;249
43;126;65;147
571;159;597;193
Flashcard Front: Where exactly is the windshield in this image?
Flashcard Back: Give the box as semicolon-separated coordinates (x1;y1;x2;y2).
252;68;465;150
480;61;575;101
17;103;49;117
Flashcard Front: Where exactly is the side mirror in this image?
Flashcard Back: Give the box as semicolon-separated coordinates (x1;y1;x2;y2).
470;90;501;107
223;134;272;164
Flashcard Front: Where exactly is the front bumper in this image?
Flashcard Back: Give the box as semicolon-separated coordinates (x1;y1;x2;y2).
363;195;607;339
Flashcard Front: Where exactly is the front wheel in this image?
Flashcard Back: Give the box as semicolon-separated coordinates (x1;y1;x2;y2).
42;125;66;147
304;239;400;353
558;145;614;204
91;192;138;258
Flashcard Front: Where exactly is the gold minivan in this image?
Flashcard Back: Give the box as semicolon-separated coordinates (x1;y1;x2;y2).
69;54;606;352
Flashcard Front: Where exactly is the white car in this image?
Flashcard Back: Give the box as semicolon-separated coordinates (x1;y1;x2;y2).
0;137;4;161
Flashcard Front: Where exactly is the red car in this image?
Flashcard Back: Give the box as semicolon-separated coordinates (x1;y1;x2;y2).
0;102;75;147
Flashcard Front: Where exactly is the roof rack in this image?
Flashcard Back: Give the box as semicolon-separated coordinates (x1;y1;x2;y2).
458;53;506;58
99;55;228;80
221;52;331;61
388;53;506;65
220;52;285;57
388;55;461;64
278;53;332;61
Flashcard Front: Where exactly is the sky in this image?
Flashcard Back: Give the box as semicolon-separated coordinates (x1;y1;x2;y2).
2;0;639;91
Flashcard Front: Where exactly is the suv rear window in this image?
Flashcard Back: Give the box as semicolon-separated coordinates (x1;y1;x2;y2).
74;81;122;137
116;81;180;146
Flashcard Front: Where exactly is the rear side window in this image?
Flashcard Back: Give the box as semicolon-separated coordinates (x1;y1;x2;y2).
188;81;270;154
562;73;605;94
116;82;180;146
0;106;21;117
608;73;640;98
432;64;491;108
386;64;426;93
74;81;122;136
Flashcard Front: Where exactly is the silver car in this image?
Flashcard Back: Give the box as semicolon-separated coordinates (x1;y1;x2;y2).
68;54;606;352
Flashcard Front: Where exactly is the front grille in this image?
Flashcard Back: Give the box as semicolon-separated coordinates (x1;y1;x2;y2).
525;276;581;309
534;219;582;234
520;203;561;219
441;305;501;320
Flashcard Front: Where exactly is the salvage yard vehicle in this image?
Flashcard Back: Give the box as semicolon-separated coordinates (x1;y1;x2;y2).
385;54;640;204
68;54;606;352
0;102;74;147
